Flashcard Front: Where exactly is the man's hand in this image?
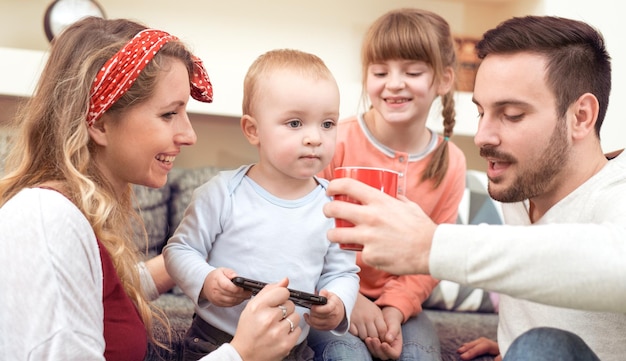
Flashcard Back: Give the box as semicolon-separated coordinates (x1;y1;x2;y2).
457;337;501;361
324;178;437;275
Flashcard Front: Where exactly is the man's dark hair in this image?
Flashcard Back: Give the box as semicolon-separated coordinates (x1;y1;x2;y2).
476;16;611;136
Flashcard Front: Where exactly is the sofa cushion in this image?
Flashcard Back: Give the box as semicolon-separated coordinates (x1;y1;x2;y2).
0;128;16;177
132;184;172;259
132;166;224;259
423;280;499;313
167;166;224;235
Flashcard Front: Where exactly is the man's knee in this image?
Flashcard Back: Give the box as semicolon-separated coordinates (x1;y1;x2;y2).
504;327;599;361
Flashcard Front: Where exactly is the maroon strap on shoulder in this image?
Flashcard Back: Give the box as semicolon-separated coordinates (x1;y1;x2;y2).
97;240;147;361
38;186;148;359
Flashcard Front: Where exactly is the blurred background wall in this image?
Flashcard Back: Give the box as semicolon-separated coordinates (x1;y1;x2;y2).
0;0;622;170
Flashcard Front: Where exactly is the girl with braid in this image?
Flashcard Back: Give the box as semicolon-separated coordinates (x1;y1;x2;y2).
311;8;466;361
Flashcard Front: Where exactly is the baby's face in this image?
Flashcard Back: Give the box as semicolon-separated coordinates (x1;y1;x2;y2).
252;69;340;180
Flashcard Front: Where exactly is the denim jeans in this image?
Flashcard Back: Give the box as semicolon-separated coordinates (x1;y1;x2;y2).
307;312;441;361
503;327;600;361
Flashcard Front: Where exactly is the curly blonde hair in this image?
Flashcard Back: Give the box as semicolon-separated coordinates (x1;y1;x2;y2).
0;16;198;348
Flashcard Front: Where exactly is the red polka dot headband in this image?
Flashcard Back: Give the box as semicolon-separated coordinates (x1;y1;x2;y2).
88;29;213;126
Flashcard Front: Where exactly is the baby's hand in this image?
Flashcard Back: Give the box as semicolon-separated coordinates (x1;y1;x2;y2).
201;268;252;307
304;290;345;331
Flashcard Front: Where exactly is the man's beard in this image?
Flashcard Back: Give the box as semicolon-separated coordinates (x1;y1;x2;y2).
482;119;570;203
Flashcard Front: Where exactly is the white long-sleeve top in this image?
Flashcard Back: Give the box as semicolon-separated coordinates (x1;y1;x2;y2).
0;188;105;360
431;153;626;360
164;165;360;345
0;188;246;361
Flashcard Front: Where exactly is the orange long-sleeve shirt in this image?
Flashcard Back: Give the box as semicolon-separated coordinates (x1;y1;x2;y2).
321;115;466;322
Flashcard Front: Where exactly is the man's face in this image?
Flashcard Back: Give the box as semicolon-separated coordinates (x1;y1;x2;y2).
472;52;570;203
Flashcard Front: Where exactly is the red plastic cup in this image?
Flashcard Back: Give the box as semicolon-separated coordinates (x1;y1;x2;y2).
333;166;399;251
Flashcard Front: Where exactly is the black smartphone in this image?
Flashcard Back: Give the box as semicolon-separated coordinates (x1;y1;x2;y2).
231;276;327;309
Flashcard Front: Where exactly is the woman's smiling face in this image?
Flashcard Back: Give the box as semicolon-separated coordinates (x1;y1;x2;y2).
95;58;197;192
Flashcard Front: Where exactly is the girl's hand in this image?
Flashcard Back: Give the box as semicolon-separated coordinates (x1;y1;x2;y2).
349;293;387;340
364;332;402;360
364;306;404;360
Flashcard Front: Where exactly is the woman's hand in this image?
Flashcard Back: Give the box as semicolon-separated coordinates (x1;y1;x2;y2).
230;278;301;361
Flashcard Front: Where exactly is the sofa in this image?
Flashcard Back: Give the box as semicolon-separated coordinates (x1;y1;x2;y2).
133;166;499;361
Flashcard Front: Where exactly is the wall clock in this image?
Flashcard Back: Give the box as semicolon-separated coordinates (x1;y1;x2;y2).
43;0;106;42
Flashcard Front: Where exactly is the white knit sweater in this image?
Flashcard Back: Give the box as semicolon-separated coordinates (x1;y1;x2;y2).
431;152;626;360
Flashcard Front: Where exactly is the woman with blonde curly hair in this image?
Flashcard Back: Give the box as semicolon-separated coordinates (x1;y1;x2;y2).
0;16;300;361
